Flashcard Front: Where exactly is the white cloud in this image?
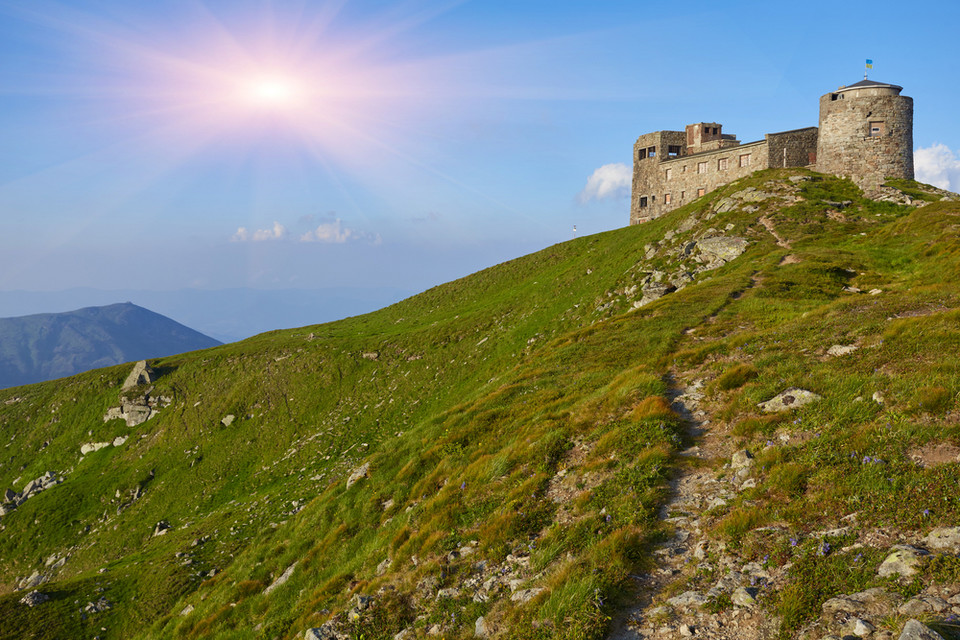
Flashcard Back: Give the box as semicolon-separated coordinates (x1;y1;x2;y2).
578;163;631;203
299;219;355;243
231;221;287;242
915;144;960;192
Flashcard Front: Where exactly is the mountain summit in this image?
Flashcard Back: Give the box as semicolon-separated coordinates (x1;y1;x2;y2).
0;302;221;389
1;171;959;640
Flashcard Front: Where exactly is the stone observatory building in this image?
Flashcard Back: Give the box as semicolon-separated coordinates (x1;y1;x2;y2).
630;78;914;225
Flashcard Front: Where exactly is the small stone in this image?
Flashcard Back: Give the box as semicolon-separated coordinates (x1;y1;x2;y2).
346;462;370;489
510;588;544;604
679;623;695;636
731;450;754;469
898;619;946;640
221;415;235;427
850;618;875;637
758;388;822;413
180;604;194;616
873;391;885;405
475;616;489;638
731;587;757;607
827;344;858;357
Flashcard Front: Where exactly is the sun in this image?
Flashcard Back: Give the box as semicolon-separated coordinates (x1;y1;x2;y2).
242;76;304;110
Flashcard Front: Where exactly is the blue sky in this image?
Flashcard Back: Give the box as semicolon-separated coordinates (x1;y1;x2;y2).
2;0;959;318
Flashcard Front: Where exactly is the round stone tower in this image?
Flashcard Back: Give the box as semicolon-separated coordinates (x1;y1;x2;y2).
816;79;913;190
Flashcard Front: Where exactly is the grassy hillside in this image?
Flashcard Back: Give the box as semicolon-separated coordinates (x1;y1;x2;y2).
1;170;959;640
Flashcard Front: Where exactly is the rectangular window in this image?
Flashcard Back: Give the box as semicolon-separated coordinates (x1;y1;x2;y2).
648;146;657;158
869;121;885;137
680;191;685;200
697;161;707;174
718;158;728;171
665;168;672;180
664;193;672;204
697;188;706;197
651;195;656;202
682;165;687;173
639;196;648;208
667;145;682;157
638;148;647;160
739;153;751;167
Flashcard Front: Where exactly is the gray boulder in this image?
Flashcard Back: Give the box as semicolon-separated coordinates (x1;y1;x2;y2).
898;619;946;640
19;591;49;607
667;590;708;608
122;360;156;391
695;236;749;268
304;621;347;640
758;388;822;413
923;526;960;552
346;462;370;489
878;545;927;578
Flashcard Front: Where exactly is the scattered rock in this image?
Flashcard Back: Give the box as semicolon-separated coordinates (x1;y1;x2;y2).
758;388;822;413
827;344;858;357
180;604;194;616
112;436;128;447
19;591;49;607
475;616;489;638
731;587;757;607
510;588;544;604
694;236;750;268
221;415;235;427
898;595;949;616
731;450;754;470
923;526;960;552
898;619;946;640
304;621;347;640
84;596;112;613
877;545;927;578
81;442;111;455
153;521;172;537
346;462;370;489
667;591;708;609
849;618;875;637
264;562;297;595
122;360;155;391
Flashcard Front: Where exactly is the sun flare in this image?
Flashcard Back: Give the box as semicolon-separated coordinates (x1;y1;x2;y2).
243;76;303;109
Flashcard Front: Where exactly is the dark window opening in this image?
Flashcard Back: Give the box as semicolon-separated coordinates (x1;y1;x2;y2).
651;195;656;202
667;145;682;157
831;93;838;101
648;146;657;158
638;148;647;160
639;196;648;208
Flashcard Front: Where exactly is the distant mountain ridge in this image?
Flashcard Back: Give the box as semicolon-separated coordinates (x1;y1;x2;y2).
0;302;221;389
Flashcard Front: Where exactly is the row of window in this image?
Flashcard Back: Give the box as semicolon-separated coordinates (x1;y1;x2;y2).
663;153;751;180
638;144;684;160
638;187;707;208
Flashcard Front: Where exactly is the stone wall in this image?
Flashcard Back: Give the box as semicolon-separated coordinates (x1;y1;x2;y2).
630;127;818;225
816;91;913;190
765;127;820;169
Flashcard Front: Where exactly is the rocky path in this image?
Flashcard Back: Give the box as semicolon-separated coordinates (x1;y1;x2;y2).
607;377;777;640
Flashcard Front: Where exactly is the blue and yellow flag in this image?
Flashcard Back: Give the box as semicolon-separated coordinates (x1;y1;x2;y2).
866;59;873;69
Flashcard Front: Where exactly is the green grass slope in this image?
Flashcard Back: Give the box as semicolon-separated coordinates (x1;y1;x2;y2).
0;170;958;640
